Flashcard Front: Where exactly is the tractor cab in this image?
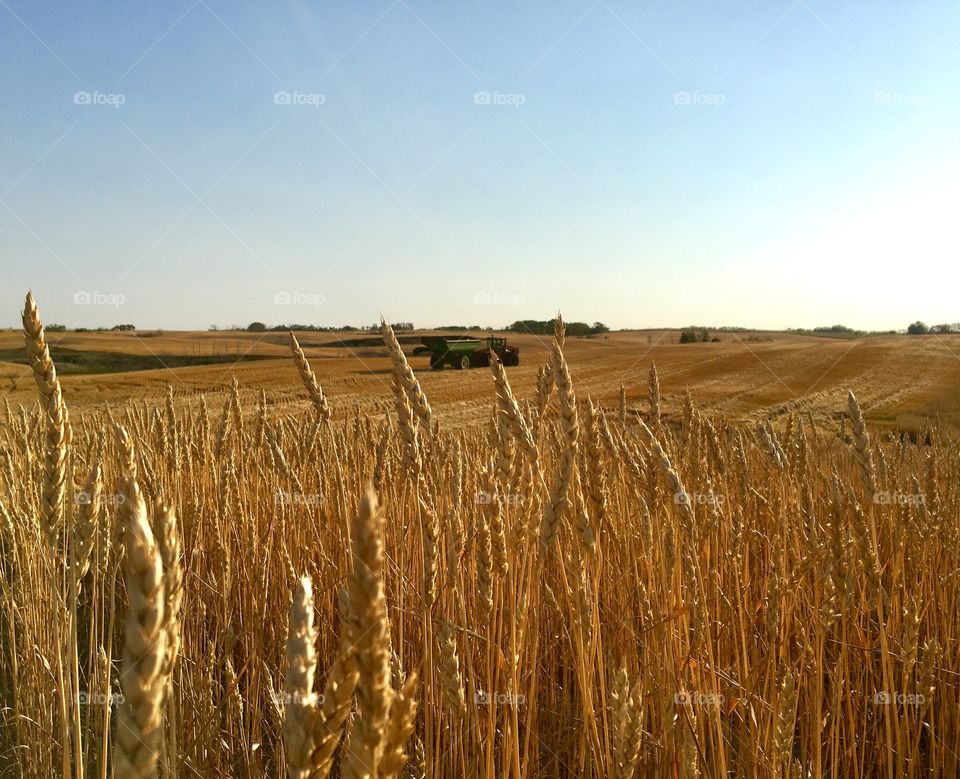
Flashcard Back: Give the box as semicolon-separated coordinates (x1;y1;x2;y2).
485;335;520;367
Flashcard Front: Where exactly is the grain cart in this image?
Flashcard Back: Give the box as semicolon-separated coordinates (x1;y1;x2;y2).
414;335;520;370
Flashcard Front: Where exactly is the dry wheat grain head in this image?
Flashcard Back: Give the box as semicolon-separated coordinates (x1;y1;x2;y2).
309;588;361;778
113;438;169;779
342;485;393;779
285;576;319;779
290;332;332;422
648;361;661;431
378;672;419;778
21;291;70;542
152;500;183;703
847;390;877;498
71;462;102;584
381;319;432;440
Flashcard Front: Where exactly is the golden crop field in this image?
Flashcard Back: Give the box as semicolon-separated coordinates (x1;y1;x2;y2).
3;323;960;433
1;293;959;777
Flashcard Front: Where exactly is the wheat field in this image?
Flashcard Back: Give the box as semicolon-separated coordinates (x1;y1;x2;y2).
1;292;958;778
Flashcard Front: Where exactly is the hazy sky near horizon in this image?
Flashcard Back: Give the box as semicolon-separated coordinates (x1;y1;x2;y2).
1;1;958;331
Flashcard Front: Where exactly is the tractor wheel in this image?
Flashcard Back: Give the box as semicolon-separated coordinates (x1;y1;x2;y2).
430;355;443;370
458;355;471;370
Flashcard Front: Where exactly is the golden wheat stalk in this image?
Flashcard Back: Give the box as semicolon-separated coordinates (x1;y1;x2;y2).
21;291;70;542
152;500;183;699
230;376;246;444
165;384;179;472
113;430;169;779
648;360;661;430
490;354;538;464
609;666;643;778
540;323;579;549
378;672;419;778
290;332;332;422
390;373;421;478
847;390;877;497
582;400;607;537
381;319;432;440
285;576;319;779
436;620;466;718
534;362;554;432
341;486;393;779
71;463;102;584
309;589;360;779
637;418;695;530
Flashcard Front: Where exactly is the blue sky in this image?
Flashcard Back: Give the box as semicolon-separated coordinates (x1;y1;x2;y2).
1;1;958;330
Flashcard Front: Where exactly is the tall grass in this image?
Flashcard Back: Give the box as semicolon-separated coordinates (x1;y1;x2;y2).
0;293;957;777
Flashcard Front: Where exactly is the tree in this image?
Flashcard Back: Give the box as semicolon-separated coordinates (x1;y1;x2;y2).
814;324;854;333
505;319;608;336
680;327;711;344
247;321;267;332
907;321;929;335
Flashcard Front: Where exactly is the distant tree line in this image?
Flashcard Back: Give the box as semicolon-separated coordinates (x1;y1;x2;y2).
813;324;858;334
679;327;715;343
60;324;137;332
787;324;867;339
907;321;960;335
246;320;611;336
505;320;610;336
47;319;616;335
243;322;414;333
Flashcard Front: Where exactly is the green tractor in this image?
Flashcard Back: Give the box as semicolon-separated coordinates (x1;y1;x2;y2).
413;335;520;370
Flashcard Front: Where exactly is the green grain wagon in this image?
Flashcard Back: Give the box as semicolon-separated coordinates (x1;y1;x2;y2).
413;335;520;370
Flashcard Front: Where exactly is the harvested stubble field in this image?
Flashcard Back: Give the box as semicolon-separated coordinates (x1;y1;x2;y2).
1;294;959;778
3;325;960;433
